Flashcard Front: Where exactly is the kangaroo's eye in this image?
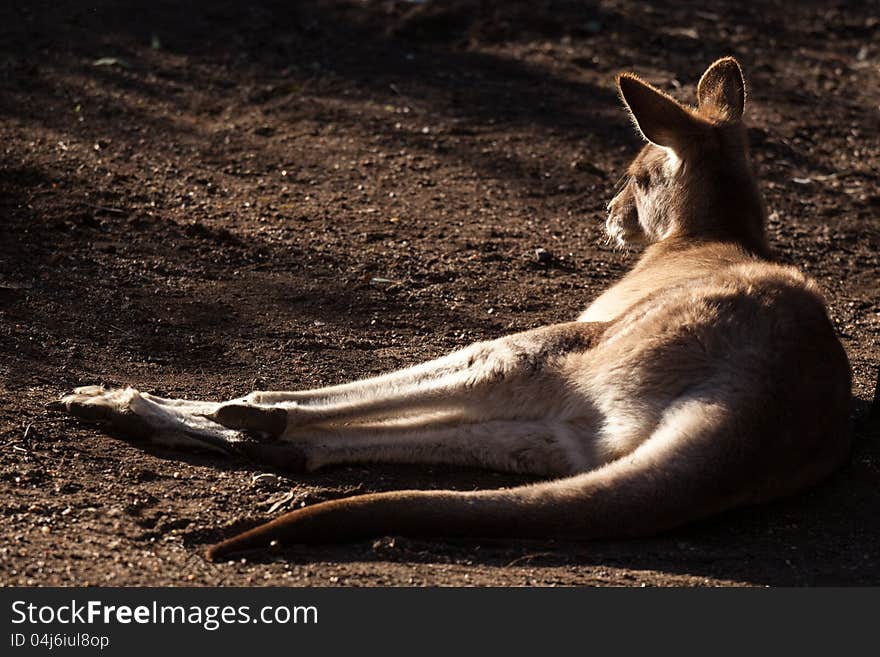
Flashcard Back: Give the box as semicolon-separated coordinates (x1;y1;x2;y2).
634;172;651;188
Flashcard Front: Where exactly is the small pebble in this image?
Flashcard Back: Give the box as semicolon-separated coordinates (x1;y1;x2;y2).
534;247;552;264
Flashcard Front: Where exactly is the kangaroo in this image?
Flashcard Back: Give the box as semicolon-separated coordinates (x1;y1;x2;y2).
50;58;852;561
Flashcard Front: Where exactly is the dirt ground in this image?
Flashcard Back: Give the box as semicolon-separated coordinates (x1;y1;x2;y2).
1;0;878;587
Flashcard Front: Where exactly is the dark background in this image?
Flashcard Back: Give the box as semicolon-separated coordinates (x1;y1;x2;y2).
0;0;878;585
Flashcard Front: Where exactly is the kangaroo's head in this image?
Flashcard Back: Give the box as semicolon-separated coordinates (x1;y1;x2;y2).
607;57;767;254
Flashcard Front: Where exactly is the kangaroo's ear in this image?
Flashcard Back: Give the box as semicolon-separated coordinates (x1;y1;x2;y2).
697;57;745;121
617;74;696;151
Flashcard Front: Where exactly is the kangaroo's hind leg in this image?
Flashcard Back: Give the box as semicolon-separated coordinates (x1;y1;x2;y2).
242;415;602;476
209;322;605;438
51;322;605;466
242;322;603;408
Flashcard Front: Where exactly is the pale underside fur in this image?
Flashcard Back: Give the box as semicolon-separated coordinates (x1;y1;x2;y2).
51;57;852;559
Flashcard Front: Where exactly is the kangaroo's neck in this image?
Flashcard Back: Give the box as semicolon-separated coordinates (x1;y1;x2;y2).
676;159;769;258
636;235;766;271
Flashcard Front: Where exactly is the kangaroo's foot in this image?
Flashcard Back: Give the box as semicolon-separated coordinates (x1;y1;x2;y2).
49;386;157;440
49;386;315;471
50;386;249;454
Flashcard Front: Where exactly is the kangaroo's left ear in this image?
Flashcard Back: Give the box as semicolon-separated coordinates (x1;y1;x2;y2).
697;57;745;121
617;73;698;151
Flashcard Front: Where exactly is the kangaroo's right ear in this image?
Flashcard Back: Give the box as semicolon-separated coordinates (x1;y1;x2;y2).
697;57;745;121
617;74;696;152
